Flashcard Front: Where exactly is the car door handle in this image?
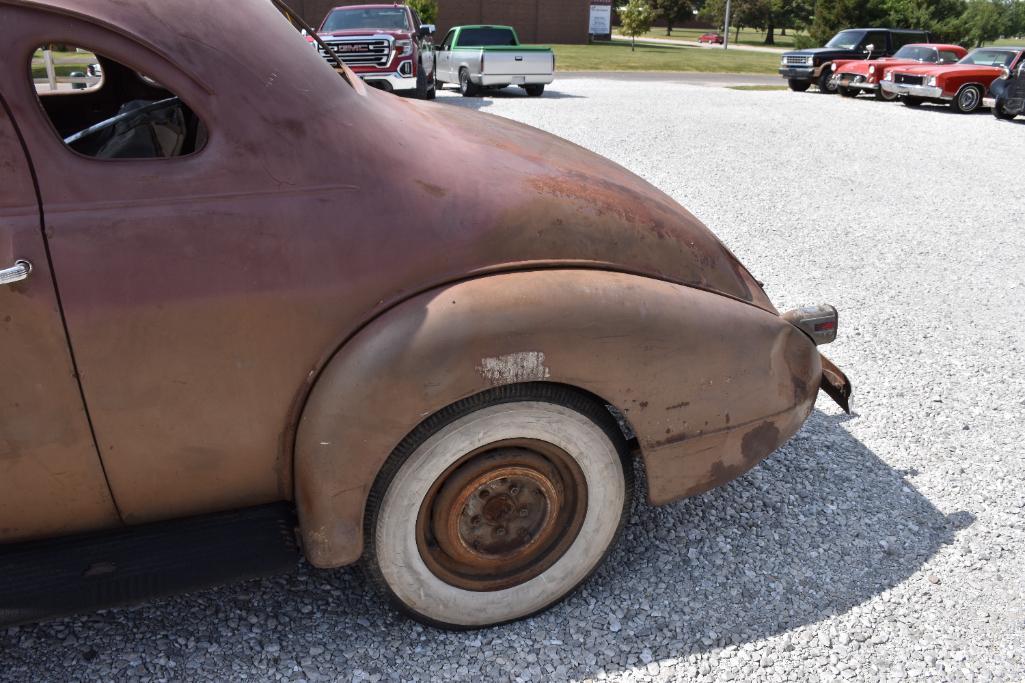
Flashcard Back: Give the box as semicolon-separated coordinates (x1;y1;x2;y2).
0;260;32;286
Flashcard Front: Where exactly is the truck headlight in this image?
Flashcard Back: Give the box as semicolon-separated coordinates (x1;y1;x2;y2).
395;39;413;56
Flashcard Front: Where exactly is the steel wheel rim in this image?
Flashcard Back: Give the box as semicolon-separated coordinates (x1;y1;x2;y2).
415;439;588;591
960;88;979;110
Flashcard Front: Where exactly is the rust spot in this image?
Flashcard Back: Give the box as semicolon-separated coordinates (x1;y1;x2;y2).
415;180;448;198
666;401;690;411
741;422;780;462
639;401;649;409
725;413;730;425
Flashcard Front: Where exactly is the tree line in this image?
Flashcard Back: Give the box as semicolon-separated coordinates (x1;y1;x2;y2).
619;0;1025;47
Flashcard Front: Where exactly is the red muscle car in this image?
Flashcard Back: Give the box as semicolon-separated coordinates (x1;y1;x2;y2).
698;32;724;44
880;46;1025;112
831;43;966;99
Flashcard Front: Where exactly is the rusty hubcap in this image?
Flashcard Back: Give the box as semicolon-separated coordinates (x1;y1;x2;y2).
417;443;587;591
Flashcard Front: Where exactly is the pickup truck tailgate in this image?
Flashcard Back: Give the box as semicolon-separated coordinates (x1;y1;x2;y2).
483;49;553;75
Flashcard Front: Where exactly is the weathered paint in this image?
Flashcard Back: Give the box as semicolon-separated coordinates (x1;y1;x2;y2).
0;0;847;560
477;352;551;385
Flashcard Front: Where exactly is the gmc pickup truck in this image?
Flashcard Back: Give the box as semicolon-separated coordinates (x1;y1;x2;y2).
316;3;436;99
435;25;555;97
779;27;929;93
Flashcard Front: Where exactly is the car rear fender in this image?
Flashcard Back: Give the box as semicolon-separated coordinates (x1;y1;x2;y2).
293;270;822;568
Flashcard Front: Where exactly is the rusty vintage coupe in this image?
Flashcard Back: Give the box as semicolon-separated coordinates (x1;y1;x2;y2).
0;0;851;628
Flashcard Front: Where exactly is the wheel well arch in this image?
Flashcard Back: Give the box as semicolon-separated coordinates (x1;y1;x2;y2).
292;269;817;569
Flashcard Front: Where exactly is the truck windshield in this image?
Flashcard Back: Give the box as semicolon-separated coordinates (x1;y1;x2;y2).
457;27;518;47
892;46;937;62
826;30;864;50
959;49;1016;66
322;8;411;32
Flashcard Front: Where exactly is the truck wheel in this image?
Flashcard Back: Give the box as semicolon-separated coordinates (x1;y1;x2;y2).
524;84;545;97
903;96;923;107
426;70;437;100
818;68;837;94
950;85;982;114
414;67;430;100
787;79;811;92
992;100;1016;120
363;385;633;629
458;68;479;97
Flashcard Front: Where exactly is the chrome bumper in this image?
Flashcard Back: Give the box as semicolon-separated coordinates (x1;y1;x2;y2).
358;69;417;91
834;79;878;91
477;73;555;87
880;81;945;99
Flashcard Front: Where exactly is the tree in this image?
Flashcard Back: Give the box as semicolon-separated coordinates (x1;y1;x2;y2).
961;0;1006;45
652;0;695;35
619;0;657;50
406;0;438;24
810;0;888;44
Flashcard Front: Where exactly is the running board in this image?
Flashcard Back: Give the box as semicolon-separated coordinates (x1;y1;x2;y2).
0;503;299;626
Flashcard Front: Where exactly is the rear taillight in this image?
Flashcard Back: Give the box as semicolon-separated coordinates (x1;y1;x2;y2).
783;305;839;346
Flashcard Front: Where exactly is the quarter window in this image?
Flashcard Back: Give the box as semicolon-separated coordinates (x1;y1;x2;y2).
32;44;207;159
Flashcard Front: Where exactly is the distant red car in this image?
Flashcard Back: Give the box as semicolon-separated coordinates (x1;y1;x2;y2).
698;32;724;44
880;46;1025;112
830;43;966;100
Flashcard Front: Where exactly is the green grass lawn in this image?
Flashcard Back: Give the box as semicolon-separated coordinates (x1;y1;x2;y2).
984;36;1025;46
553;41;781;73
629;27;804;49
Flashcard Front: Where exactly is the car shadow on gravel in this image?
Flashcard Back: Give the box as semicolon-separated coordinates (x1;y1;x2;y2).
0;410;972;681
436;86;584;112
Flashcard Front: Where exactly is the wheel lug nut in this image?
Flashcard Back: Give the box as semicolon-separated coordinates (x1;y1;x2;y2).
518;508;528;517
510;486;520;495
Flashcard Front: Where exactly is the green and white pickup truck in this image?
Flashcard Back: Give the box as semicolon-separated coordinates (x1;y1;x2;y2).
435;25;555;97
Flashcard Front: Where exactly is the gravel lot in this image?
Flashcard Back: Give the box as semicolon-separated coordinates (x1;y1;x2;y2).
3;80;1024;682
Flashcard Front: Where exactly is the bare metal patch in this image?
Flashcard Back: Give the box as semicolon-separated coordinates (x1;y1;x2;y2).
477;352;551;385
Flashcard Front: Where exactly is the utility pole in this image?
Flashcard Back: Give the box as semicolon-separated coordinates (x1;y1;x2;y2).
723;0;731;50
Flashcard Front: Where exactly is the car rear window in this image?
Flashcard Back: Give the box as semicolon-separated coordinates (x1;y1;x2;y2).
457;27;518;47
960;49;1016;66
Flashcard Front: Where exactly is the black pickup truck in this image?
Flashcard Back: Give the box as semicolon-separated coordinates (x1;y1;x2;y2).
779;28;930;93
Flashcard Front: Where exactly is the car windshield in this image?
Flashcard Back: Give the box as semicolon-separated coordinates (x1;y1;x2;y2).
893;46;937;62
322;8;410;32
959;49;1016;66
457;27;518;47
826;30;864;50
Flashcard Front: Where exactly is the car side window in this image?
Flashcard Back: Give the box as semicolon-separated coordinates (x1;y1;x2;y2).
32;43;207;160
442;30;455;51
861;31;888;52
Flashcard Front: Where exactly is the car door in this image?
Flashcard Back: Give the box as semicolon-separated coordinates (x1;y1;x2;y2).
439;29;456;81
0;92;121;543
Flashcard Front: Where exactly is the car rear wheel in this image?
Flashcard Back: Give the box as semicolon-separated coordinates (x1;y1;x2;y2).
458;68;479;97
524;84;545;97
903;96;923;107
818;68;837;93
951;85;982;114
788;79;811;92
363;385;633;629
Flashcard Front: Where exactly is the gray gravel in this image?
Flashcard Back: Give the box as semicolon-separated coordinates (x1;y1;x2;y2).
4;79;1025;682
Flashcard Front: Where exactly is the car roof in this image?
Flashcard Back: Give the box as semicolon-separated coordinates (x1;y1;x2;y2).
7;0;356;100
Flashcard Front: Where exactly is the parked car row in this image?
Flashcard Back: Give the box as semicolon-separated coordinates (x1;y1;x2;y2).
780;28;1025;120
307;4;555;99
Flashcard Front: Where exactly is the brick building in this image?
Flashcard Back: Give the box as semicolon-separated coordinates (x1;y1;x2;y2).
289;0;591;44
